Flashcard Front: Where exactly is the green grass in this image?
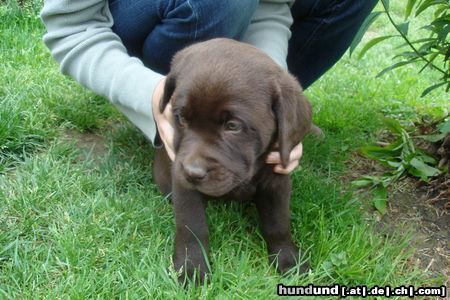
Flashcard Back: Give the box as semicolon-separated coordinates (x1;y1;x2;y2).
0;1;447;298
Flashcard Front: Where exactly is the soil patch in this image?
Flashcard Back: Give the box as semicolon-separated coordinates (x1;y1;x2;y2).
62;129;108;161
346;152;449;286
381;178;449;283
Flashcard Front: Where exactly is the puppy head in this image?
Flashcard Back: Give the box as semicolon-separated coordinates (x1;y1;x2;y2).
160;38;312;196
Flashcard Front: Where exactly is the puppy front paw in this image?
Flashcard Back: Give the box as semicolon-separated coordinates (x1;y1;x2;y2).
269;243;309;274
174;248;209;285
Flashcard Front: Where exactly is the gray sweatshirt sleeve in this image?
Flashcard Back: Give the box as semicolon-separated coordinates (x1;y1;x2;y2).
40;0;164;143
243;0;294;69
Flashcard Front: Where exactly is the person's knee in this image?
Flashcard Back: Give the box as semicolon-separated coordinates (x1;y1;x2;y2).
190;0;258;39
141;0;258;73
347;0;378;16
292;0;378;20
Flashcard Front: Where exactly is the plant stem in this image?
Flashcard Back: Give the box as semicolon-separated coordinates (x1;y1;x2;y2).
381;1;447;76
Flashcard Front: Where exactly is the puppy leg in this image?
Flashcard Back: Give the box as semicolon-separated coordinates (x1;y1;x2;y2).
153;148;172;196
255;175;308;274
172;181;210;283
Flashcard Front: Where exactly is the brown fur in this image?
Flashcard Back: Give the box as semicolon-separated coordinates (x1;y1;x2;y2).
153;38;312;282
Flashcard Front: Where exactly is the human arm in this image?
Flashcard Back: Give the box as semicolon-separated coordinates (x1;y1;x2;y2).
40;0;164;143
242;0;294;69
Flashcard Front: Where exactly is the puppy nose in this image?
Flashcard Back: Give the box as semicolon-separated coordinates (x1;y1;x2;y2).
183;163;207;182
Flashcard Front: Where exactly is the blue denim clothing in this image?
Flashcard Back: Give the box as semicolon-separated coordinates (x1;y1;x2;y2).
108;0;258;74
287;0;378;88
108;0;378;88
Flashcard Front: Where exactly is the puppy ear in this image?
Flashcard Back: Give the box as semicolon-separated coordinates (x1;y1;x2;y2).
272;73;312;168
159;73;176;113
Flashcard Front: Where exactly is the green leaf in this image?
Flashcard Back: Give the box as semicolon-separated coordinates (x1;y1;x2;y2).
381;0;390;10
352;176;380;187
408;157;441;180
372;185;387;215
401;129;415;155
437;119;450;133
331;251;348;267
436;26;450;43
386;160;402;168
405;0;417;19
417;151;437;164
384;118;403;135
421;81;447;97
322;260;334;272
386;140;405;152
418;52;439;74
434;5;448;18
398;21;410;36
410;37;437;45
352;180;373;188
393;50;421;60
376;60;417;78
358;36;394;59
385;166;406;183
349;11;383;56
416;133;446;142
417;41;435;54
415;0;446;17
360;145;399;162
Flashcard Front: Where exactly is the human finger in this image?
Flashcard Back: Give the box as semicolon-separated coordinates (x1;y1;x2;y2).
274;159;299;174
265;142;303;164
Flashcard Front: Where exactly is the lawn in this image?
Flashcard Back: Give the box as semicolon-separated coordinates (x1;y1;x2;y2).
0;1;448;299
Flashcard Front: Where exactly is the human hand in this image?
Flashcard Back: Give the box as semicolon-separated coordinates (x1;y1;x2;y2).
265;142;303;174
152;78;176;161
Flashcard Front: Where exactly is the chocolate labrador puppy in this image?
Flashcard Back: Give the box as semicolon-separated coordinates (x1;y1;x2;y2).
153;38;312;282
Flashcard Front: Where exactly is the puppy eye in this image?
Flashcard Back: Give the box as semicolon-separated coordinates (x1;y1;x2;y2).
175;114;187;127
224;120;242;132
